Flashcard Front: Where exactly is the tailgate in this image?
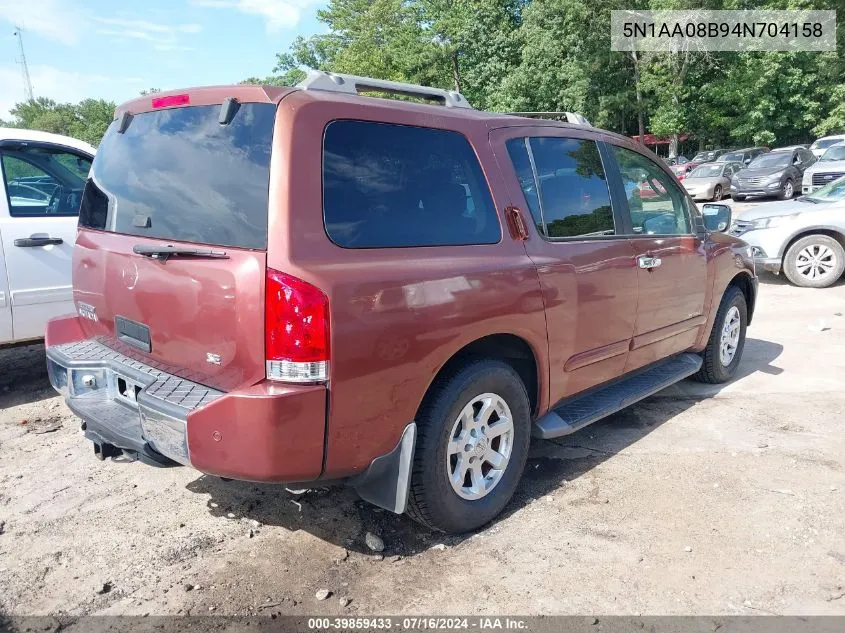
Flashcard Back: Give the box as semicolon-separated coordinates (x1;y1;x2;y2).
73;97;278;391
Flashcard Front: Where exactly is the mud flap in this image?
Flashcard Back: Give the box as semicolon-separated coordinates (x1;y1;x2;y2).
352;422;416;514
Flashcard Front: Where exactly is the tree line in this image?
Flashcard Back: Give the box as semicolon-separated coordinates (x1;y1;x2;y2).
3;0;842;151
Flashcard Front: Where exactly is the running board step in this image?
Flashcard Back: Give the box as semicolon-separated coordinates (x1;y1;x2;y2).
533;353;702;439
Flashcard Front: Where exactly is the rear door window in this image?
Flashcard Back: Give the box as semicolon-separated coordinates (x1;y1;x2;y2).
322;121;500;248
506;137;614;239
79;103;276;249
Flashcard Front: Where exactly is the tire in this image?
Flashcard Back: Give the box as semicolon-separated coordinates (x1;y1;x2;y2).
712;185;723;201
782;234;845;288
779;179;794;200
406;359;531;533
733;195;746;201
693;286;747;384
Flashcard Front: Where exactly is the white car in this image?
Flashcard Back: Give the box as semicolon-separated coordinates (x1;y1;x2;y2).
802;141;845;194
0;128;95;345
809;134;845;158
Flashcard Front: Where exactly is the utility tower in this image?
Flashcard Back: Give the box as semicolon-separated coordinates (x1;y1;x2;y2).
13;26;35;102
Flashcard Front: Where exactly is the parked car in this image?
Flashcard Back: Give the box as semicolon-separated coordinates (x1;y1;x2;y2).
672;149;730;181
717;147;768;166
802;142;845;194
730;146;816;200
809;134;845;158
729;175;845;288
682;161;744;201
44;72;756;534
662;155;688;167
0;128;95;346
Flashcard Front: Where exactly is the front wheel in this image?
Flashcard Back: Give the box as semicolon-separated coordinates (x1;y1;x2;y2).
712;185;723;201
693;286;747;384
782;234;845;288
406;359;531;533
779;179;794;200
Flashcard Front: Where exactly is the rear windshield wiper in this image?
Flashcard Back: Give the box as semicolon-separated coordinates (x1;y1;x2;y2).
133;244;229;262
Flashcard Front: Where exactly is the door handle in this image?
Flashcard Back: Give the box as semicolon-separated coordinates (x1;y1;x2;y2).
638;255;662;269
14;236;63;247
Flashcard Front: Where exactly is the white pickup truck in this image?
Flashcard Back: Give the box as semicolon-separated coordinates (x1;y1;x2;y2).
0;128;95;345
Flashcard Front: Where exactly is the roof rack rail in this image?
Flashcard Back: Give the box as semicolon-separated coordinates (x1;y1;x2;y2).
506;111;592;126
296;69;473;109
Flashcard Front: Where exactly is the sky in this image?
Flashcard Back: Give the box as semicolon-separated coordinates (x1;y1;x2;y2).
0;0;326;118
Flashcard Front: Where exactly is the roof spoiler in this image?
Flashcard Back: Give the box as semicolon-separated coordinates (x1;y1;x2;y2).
296;69;472;109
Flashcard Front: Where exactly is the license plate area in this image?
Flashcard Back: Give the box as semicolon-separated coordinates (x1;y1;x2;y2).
114;373;143;409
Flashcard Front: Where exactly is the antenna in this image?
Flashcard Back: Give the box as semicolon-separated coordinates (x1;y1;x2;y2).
13;26;35;102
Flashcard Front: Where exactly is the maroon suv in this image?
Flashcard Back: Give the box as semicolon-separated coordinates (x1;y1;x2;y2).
45;72;756;533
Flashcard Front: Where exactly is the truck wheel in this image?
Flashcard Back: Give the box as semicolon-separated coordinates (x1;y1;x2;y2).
782;234;845;288
407;359;531;533
693;286;747;384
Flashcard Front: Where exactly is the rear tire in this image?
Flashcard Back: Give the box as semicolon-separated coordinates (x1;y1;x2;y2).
406;359;531;534
782;234;845;288
693;286;747;384
733;195;746;201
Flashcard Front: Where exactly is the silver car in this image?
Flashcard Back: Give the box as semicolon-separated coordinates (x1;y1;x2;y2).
729;175;845;288
682;161;743;201
802;142;845;194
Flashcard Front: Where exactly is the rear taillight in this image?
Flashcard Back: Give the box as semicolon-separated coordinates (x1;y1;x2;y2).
265;269;330;383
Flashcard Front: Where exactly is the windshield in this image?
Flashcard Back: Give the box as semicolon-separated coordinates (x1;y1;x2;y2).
720;152;745;162
820;145;845;161
748;153;790;169
807;175;845;201
811;138;845;150
79;103;276;249
689;164;724;178
692;152;715;162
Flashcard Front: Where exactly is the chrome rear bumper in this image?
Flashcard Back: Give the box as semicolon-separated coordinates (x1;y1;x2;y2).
46;339;222;465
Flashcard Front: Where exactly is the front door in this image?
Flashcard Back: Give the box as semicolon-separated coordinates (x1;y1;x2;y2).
0;142;92;342
606;143;708;371
491;127;638;404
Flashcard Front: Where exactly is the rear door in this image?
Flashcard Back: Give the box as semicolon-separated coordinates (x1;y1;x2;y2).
74;95;279;391
605;142;708;372
490;126;638;403
0;142;92;342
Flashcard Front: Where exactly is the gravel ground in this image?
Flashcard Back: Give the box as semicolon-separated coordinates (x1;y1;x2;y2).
1;275;844;618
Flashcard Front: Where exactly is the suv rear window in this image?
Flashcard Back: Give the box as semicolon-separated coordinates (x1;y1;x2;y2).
79;103;275;250
323;121;501;248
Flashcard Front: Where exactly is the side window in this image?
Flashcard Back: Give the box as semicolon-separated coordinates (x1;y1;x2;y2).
322;121;501;248
506;137;614;239
611;145;691;236
1;147;91;218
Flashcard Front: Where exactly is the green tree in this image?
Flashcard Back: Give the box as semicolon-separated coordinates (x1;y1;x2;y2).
4;97;115;146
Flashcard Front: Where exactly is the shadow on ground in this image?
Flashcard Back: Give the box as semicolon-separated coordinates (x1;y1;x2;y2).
0;343;54;409
186;338;784;557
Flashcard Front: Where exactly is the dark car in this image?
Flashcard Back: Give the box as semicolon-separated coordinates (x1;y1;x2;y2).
43;71;757;534
718;147;769;166
730;146;816;200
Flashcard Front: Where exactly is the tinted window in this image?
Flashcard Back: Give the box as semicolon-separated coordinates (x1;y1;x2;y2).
80;103;275;249
323;121;500;248
507;137;613;239
1;147;91;217
748;153;791;169
612;146;691;235
505;139;542;234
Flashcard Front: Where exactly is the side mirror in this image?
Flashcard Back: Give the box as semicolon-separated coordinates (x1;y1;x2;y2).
702;203;732;232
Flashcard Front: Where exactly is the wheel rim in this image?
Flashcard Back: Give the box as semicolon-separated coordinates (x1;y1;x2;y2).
713;186;722;201
795;244;837;281
784;181;793;197
719;306;741;367
446;393;514;501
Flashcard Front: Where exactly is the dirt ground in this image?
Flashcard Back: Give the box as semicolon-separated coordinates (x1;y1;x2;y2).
1;275;844;618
